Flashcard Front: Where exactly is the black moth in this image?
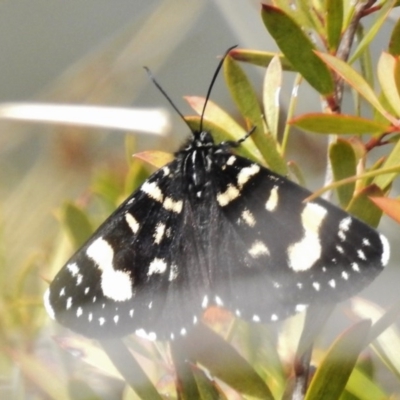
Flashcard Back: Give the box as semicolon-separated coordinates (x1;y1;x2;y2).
44;50;390;342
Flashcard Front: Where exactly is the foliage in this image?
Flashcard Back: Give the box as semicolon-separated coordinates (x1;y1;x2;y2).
2;1;400;399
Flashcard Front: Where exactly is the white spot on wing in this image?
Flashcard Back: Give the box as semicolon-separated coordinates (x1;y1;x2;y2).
241;209;256;227
153;223;166;244
227;156;236;165
114;315;119;324
88;313;93;322
248;240;270;258
148;258;167;275
328;279;336;288
66;297;72;309
76;274;83;285
125;213;139;234
86;238;133;302
142;181;163;202
180;328;187;336
67;263;79;276
252;315;260;322
59;287;66;297
215;295;223;306
271;314;278;321
135;329;157;341
380;234;390;266
357;249;366;260
352;262;360;272
295;304;308;312
169;264;178;281
99;317;105;326
362;238;371;246
129;309;134;317
163;197;183;213
312;282;320;291
76;307;83;317
235;309;241;317
265;186;279;211
287;202;327;271
202;295;209;309
217;185;240;206
342;271;349;280
163;166;170;177
43;289;55;320
237;164;260;188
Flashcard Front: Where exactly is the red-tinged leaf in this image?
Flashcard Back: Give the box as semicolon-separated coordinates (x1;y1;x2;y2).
304;320;371;400
389;17;400;55
370;196;400;223
377;52;400;117
185;96;263;163
290;113;390;134
316;52;396;123
329;139;356;208
133;150;173;169
261;5;334;95
229;48;294;70
326;0;343;52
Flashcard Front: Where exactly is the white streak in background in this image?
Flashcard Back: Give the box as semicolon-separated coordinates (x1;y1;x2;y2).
0;103;170;135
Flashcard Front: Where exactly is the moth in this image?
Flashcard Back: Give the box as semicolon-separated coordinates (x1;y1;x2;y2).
44;50;390;341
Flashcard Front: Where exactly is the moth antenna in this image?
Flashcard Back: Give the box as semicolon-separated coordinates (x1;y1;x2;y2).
144;66;193;132
200;45;238;132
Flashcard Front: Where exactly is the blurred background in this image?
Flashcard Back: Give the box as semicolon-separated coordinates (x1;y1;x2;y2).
1;0;399;397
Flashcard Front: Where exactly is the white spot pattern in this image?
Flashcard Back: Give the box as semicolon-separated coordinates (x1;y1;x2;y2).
265;185;279;212
125;213;139;234
148;258;167;275
248;241;270;258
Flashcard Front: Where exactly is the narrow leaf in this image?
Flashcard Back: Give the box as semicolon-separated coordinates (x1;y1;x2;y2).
263;55;282;139
100;339;163;400
326;0;343;52
316;52;395;123
349;0;396;64
305;320;371;400
291;113;390;134
133;150;173;168
224;55;287;174
329;139;356;207
377;52;400;116
389;17;400;55
229;48;294;70
369;196;400;223
261;5;334;95
373;137;400;189
185;324;274;399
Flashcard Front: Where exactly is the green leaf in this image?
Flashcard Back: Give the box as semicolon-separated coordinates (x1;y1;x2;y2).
346;185;384;227
389;17;400;55
229;48;294;70
349;0;396;64
61;202;93;248
261;5;334;95
316;52;395;123
224;55;287;174
100;339;163;400
185;324;274;399
290;113;390;134
329;139;356;207
263;55;282;139
304;320;371;400
377;52;400;116
326;0;343;52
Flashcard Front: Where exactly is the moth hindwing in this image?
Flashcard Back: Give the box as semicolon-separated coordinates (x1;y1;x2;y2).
44;130;390;341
